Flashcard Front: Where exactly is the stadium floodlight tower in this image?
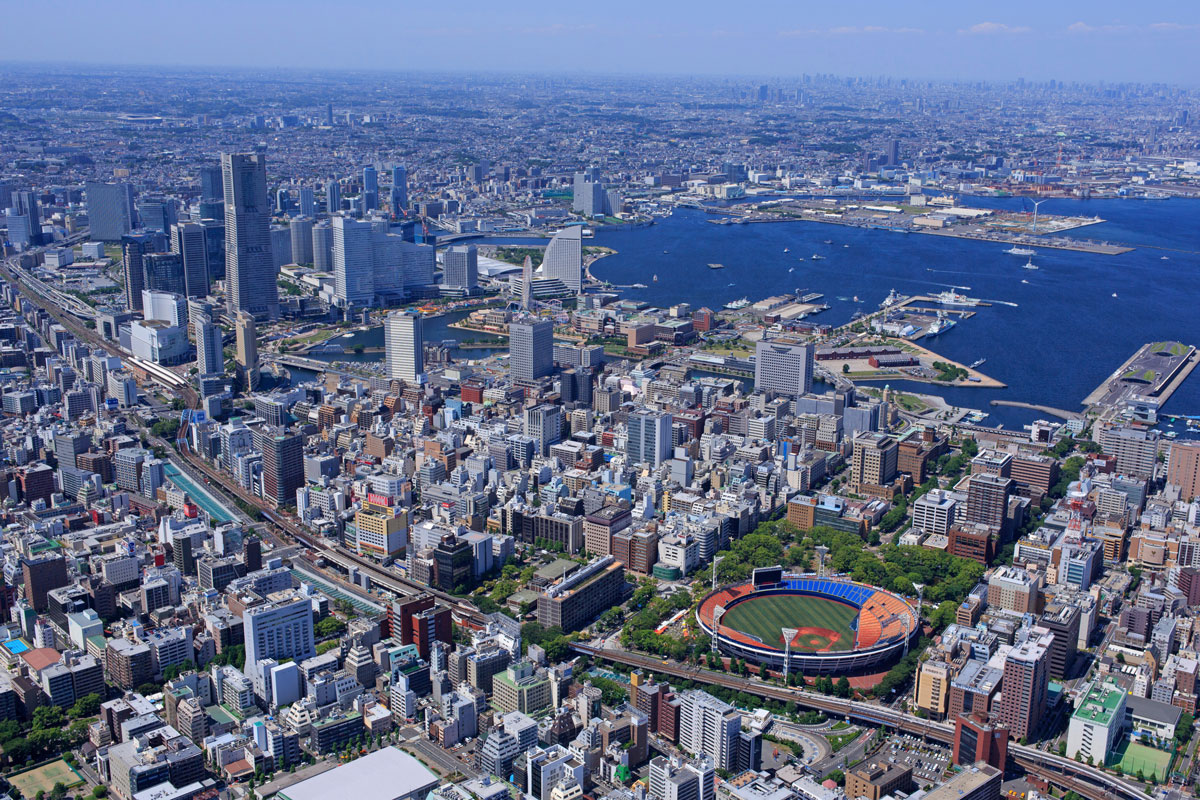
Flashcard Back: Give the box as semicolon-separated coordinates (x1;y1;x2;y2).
815;545;829;577
781;627;798;677
711;606;726;654
711;555;724;594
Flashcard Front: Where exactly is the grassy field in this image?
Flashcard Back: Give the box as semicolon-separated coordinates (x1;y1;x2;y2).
8;759;85;797
1110;741;1171;782
722;594;859;651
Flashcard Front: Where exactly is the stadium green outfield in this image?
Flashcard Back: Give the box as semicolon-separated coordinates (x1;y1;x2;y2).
720;594;859;652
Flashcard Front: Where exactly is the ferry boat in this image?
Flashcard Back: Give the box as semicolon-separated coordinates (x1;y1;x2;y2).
1005;246;1036;256
708;263;725;269
724;297;750;310
935;289;981;307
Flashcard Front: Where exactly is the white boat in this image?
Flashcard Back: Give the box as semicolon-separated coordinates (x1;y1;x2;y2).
811;254;825;260
653;274;658;282
1005;246;1036;256
724;297;750;310
1161;256;1170;261
970;358;986;368
788;268;794;273
824;240;832;245
880;288;905;308
1112;292;1118;298
935;289;981;307
783;248;790;253
1021;279;1029;284
926;312;957;337
1022;258;1039;270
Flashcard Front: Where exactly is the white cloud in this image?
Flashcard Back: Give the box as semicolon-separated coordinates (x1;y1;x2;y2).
958;22;1032;35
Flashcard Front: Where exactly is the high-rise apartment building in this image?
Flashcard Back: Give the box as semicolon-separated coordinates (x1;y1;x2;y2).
384;311;423;383
1098;424;1159;479
194;316;224;377
964;473;1013;530
754;337;813;396
390;166;408;216
235;312;259;392
222;153;278;321
325;179;341;214
256;427;303;508
121;232;159;312
362;166;379;211
678;690;740;771
289;216;314;266
510;319;554;383
332;215;375;306
1168;441;1200;501
996;629;1053;741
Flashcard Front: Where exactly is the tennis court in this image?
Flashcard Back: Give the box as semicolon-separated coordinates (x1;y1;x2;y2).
1110;740;1171;782
8;759;85;797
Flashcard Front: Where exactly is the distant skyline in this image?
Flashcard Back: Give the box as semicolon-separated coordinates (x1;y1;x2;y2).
5;0;1200;84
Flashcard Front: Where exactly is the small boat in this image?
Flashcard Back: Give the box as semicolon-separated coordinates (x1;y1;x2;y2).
811;254;825;260
663;250;669;254
708;263;725;269
787;267;794;273
1112;292;1118;298
653;274;658;282
1021;279;1029;284
1161;256;1170;261
727;282;735;287
852;296;860;303
843;244;849;248
824;240;832;245
970;358;986;368
783;248;790;253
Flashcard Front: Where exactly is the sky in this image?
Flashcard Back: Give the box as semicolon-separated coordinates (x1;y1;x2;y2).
5;0;1200;84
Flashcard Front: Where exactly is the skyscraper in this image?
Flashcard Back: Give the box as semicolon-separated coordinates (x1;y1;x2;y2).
627;410;673;467
678;690;741;771
256;427;304;508
362;166;378;211
222;153;278;321
235;311;259;392
509;319;554;383
754;337;813;396
443;245;478;290
312;221;333;271
1168;441;1200;501
143;252;186;296
297;186;316;218
85;182;135;242
540;226;583;293
171;222;209;298
332;215;375;307
385;311;424;383
198;165;223;202
121;232;158;312
390;166;408;216
289;217;314;266
996;630;1052;742
521;256;533;311
325;179;341;214
193;316;224;377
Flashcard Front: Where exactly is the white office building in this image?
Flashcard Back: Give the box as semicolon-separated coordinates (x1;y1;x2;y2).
627;409;672;467
243;592;316;679
754;337;814;397
385;311;424;383
540;227;583;293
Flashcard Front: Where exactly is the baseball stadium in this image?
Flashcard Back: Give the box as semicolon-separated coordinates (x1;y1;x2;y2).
696;567;919;674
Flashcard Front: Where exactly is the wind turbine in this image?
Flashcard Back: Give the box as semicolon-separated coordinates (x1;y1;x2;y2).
1031;199;1048;233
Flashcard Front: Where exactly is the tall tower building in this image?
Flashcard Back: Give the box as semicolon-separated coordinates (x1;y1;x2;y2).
678;691;741;771
198;165;223;202
540;226;583;293
391;166;408;216
289;216;314;266
385;311;424;384
194;316;224;377
443;245;478;290
521;256;533;311
255;427;304;508
235;311;259;392
171;222;210;298
509;319;554;383
754;337;813;397
222;153;278;321
297;186;316;218
362;166;379;211
1168;441;1200;501
312;221;333;271
86;182;135;242
332;215;375;307
325;179;341;214
627;410;673;467
996;630;1052;741
121;232;158;312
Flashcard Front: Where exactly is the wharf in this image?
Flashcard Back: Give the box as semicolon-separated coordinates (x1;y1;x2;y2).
990;400;1082;421
1082;341;1199;409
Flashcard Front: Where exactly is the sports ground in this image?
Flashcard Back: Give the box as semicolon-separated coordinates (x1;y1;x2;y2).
1109;741;1171;782
7;759;85;797
720;593;859;652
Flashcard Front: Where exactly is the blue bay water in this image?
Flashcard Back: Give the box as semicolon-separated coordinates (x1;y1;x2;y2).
589;199;1200;431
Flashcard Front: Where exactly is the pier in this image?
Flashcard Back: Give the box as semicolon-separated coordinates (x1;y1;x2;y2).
989;400;1082;421
1082;341;1199;410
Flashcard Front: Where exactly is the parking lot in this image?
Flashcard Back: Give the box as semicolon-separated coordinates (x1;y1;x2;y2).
879;733;952;786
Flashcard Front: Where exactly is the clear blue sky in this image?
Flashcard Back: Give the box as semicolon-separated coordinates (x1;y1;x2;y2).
6;0;1200;84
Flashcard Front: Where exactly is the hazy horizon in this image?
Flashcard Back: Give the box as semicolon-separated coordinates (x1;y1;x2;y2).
5;0;1200;85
